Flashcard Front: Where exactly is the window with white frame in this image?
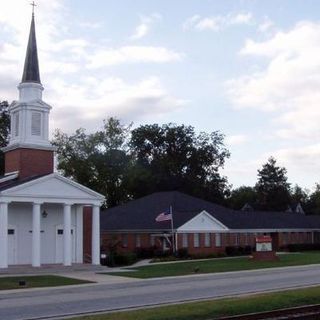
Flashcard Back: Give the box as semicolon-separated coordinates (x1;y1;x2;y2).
282;232;288;245
150;235;155;246
122;234;128;247
245;233;250;245
235;233;240;246
136;234;141;247
204;233;211;247
182;233;188;248
215;233;221;247
194;233;200;248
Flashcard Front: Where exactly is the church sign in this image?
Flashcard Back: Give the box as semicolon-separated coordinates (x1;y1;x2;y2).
255;235;272;252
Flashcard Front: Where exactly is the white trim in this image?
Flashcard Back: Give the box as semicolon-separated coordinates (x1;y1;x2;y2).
0;173;105;201
0;173;19;183
177;210;229;232
2;143;55;152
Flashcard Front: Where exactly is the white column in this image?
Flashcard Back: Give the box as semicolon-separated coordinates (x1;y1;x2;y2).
0;202;8;268
63;204;72;266
92;205;100;265
32;202;41;267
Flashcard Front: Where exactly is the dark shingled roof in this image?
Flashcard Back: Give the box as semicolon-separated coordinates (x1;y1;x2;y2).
21;13;41;84
101;191;320;231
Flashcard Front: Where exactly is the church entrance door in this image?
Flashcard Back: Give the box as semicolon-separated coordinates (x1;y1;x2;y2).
8;226;17;265
55;225;76;263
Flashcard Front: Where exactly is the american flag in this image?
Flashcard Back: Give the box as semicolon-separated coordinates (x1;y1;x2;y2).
155;210;172;222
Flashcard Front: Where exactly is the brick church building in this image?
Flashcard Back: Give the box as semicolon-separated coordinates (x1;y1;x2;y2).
101;191;320;256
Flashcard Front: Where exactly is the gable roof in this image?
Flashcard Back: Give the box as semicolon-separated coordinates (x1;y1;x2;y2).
0;173;105;204
101;191;320;231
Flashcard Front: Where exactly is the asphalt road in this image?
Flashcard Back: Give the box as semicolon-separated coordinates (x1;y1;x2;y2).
1;264;320;320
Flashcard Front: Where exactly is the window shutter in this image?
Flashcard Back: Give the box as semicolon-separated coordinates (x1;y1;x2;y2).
14;112;19;137
31;112;41;136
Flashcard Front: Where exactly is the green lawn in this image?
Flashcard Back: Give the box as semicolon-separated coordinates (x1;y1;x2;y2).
106;252;320;278
0;275;92;290
72;285;320;320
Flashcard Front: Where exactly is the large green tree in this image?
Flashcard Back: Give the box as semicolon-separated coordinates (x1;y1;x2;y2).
305;184;320;215
0;101;10;175
227;186;257;210
52;118;132;208
128;123;230;203
255;157;291;211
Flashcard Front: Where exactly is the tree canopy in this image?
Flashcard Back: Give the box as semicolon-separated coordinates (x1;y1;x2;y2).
0;101;10;175
53;120;230;207
1;102;320;214
52;118;133;208
128;123;230;202
255;157;291;211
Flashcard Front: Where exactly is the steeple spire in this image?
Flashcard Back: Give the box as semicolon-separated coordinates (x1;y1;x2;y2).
21;8;41;84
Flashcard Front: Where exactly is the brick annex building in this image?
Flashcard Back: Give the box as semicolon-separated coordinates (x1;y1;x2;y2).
100;191;320;255
0;11;104;268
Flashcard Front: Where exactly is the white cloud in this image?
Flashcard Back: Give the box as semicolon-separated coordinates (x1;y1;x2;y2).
258;16;275;33
226;21;320;140
87;46;183;68
49;76;187;133
183;12;253;32
130;13;162;40
0;1;185;135
225;134;248;146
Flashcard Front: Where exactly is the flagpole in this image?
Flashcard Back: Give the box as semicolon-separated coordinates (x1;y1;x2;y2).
170;205;176;254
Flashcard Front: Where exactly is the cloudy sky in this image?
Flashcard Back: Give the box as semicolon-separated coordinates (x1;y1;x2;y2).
1;0;320;190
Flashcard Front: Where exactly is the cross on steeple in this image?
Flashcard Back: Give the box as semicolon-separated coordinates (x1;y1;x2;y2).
30;1;37;15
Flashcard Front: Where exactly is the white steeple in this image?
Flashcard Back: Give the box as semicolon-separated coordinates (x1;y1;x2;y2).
3;11;54;152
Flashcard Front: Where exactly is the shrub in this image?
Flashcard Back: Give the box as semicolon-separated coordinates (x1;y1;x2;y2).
287;243;320;252
154;249;171;258
107;252;138;267
176;248;189;259
244;245;253;254
225;246;238;256
225;246;252;256
135;247;156;259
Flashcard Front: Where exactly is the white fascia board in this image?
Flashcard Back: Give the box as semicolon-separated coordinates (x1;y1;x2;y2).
0;195;103;206
54;174;105;200
177;210;229;232
178;228;320;233
0;172;19;183
2;143;56;152
227;228;320;233
101;229;172;233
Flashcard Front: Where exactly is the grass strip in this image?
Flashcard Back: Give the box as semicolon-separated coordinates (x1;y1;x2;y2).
106;252;320;278
71;285;320;320
0;275;92;290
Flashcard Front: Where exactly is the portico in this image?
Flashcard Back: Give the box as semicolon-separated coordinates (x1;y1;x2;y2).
0;174;104;268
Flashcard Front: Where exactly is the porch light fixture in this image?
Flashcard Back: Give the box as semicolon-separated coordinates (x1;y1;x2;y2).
42;210;48;218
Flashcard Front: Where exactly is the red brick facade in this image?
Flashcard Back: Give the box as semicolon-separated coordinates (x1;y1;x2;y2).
5;148;54;179
101;231;314;256
83;206;93;263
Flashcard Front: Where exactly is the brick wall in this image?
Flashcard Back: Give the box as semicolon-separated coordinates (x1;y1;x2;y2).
5;148;54;179
100;231;314;256
279;231;312;247
83;206;92;263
